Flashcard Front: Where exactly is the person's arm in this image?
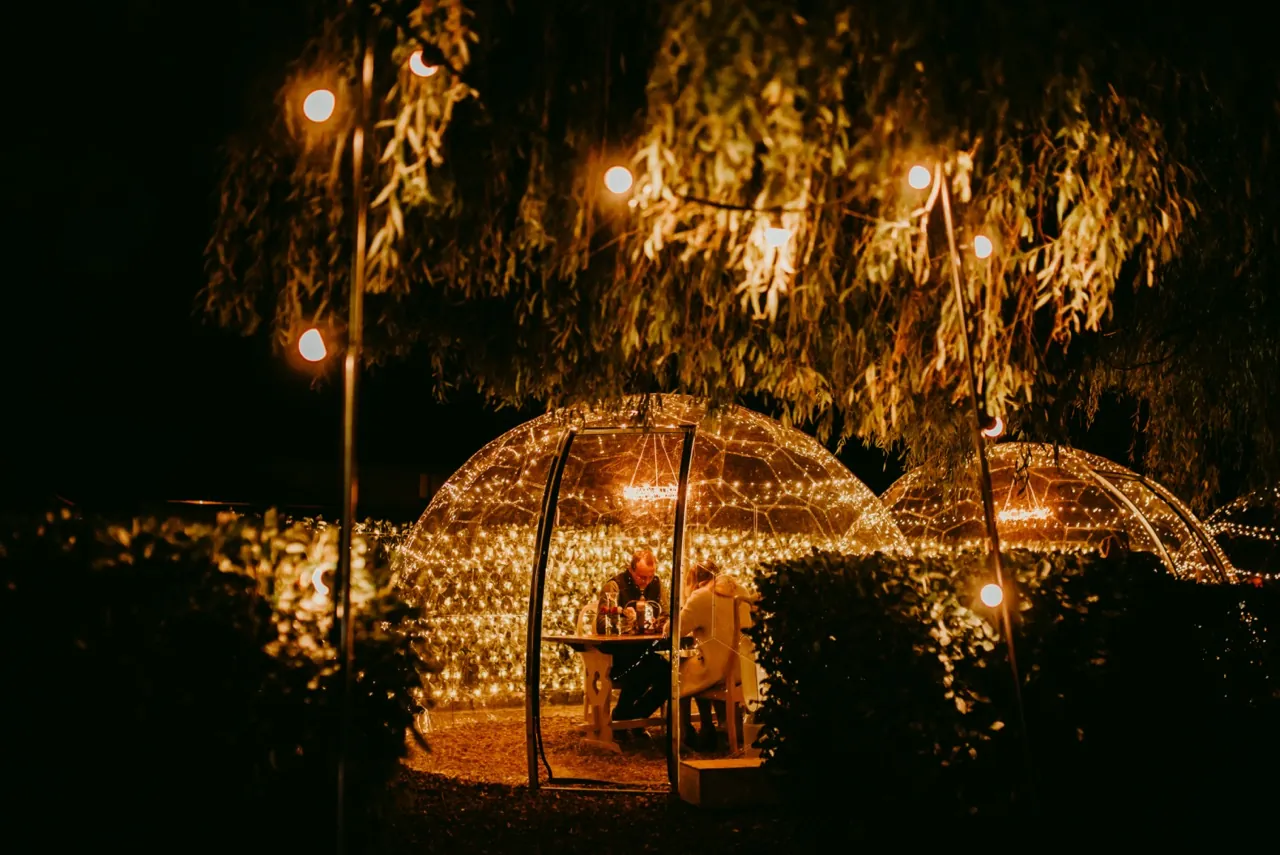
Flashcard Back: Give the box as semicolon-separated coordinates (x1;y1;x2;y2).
677;599;694;637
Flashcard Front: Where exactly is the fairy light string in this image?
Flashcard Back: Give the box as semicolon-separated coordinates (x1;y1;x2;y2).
882;443;1232;584
1207;486;1280;583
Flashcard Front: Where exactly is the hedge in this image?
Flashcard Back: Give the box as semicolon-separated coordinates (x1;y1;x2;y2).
0;509;426;852
748;549;1280;827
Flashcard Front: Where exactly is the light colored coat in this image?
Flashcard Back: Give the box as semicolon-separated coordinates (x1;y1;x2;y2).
678;575;755;698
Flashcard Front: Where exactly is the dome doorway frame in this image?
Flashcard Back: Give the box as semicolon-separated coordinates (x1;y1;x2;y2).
524;422;698;793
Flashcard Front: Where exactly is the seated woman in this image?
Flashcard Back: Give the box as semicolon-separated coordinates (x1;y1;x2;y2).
677;560;753;751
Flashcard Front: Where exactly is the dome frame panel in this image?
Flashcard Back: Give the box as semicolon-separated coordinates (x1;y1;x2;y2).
524;421;696;791
881;442;1231;583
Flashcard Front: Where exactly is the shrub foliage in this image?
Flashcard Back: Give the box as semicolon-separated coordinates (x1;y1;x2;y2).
0;509;425;850
749;549;1280;822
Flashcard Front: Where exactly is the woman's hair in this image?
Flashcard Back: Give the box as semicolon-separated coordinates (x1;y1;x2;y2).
688;560;718;588
630;549;657;571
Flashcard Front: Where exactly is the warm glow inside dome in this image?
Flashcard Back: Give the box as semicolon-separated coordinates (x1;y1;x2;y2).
881;442;1231;583
394;395;906;705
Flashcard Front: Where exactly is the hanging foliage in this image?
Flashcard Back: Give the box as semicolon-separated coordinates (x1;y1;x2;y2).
206;0;1269;482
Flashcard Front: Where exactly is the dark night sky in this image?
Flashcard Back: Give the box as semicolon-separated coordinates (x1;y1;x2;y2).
1;1;1140;519
1;1;535;517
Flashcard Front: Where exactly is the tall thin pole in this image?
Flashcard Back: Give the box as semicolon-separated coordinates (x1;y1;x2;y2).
937;167;1035;807
336;13;374;855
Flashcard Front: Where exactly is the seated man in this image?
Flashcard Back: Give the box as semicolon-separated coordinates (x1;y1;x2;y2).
597;549;669;736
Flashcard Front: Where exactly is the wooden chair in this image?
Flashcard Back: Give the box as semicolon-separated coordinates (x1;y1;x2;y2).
691;594;752;753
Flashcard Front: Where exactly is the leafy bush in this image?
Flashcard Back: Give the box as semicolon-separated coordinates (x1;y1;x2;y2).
749;549;1280;825
0;509;425;851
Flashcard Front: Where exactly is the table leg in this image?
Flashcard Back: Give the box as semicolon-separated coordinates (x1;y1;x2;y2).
580;648;619;753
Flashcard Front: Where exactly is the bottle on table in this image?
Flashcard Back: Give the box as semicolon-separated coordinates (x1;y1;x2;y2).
635;594;648;634
603;591;619;635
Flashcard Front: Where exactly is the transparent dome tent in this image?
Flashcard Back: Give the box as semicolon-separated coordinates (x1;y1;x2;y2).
880;442;1231;583
394;395;906;791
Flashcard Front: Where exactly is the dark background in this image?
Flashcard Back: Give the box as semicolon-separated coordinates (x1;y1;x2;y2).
0;1;1135;521
0;1;532;520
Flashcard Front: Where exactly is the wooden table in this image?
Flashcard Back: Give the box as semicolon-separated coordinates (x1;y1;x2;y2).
543;634;669;753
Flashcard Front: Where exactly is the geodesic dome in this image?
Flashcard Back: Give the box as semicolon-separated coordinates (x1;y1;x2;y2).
1207;487;1280;582
393;395;906;707
881;442;1231;582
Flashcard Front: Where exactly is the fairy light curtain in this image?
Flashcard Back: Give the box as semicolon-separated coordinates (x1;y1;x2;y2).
881;442;1232;583
392;395;907;706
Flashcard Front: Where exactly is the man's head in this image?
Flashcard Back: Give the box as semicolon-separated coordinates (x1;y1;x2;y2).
629;549;657;589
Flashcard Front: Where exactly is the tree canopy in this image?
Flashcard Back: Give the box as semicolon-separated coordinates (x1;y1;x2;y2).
205;0;1280;505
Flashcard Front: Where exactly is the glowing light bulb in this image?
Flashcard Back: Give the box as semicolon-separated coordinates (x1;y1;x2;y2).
973;235;994;258
980;583;1004;608
409;50;439;78
764;226;792;248
302;89;336;123
603;165;634;195
982;415;1004;439
298;328;327;362
908;165;932;190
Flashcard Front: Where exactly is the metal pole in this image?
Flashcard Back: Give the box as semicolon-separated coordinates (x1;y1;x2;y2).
336;13;374;855
525;428;578;788
937;168;1035;807
667;424;697;790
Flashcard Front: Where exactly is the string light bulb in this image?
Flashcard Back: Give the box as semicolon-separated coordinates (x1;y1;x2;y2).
298;328;327;362
973;235;994;259
603;165;634;195
764;226;792;248
908;165;933;190
980;583;1004;607
408;50;439;78
302;89;336;123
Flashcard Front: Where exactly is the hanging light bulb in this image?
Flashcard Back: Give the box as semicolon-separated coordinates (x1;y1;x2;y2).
982;415;1004;439
973;234;994;258
298;328;327;362
908;165;932;190
603;165;634;195
764;226;792;248
980;583;1004;607
302;89;336;123
409;50;439;78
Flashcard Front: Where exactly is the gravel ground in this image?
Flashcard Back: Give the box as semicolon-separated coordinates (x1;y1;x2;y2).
405;704;671;787
381;704;811;854
375;769;805;855
376;707;1101;853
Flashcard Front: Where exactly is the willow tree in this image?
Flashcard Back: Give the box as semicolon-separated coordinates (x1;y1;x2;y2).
207;0;1216;475
1011;7;1280;506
